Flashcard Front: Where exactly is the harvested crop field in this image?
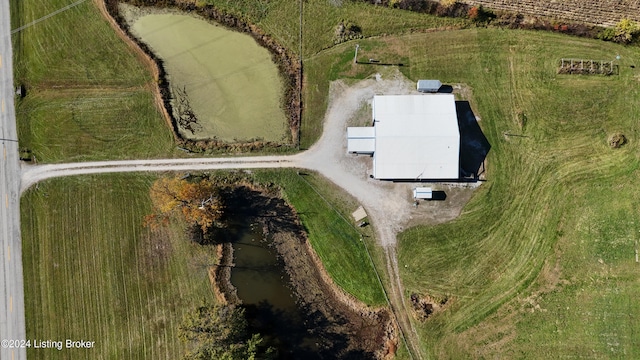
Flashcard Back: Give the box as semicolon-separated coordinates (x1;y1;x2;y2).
21;174;219;359
128;11;288;143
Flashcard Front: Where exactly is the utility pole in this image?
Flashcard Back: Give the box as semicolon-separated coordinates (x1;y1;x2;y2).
354;44;359;64
298;0;303;150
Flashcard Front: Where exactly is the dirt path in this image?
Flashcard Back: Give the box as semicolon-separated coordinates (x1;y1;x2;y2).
19;156;300;193
297;71;433;359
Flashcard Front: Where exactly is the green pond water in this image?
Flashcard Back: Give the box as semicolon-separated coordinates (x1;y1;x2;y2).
131;14;287;142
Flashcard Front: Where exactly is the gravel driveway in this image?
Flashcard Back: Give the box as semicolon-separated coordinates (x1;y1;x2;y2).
20;68;484;359
299;69;481;248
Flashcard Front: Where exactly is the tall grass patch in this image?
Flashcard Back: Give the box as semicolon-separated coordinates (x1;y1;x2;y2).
203;0;467;56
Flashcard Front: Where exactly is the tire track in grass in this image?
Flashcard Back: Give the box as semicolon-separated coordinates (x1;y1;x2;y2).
447;135;635;332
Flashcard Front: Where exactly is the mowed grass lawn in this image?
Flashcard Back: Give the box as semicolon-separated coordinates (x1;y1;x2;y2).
21;174;219;359
353;29;640;358
253;169;386;306
11;0;176;162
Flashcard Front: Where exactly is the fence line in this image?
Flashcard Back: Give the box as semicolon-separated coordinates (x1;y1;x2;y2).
559;58;618;75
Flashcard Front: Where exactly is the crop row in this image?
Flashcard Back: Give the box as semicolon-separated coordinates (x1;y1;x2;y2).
463;0;640;26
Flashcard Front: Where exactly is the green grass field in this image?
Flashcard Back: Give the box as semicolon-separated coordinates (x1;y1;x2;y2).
21;174;219;359
21;171;386;359
11;0;176;162
373;29;640;358
253;169;387;306
14;0;640;357
130;13;288;143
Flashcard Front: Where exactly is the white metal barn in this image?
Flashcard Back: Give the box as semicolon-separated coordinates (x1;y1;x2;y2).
347;94;460;180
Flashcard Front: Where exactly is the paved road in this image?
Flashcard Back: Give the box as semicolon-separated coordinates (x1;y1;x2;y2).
0;0;27;358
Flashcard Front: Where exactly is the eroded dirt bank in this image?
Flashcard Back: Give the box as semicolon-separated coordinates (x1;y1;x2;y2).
213;184;398;359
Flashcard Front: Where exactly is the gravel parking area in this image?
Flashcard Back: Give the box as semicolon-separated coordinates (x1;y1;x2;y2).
298;69;482;248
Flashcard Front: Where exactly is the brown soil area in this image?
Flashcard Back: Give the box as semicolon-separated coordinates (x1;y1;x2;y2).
99;0;301;151
137;225;173;283
409;292;452;321
214;184;398;359
209;243;238;305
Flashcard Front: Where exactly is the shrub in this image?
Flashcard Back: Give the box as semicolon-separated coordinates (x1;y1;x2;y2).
598;18;640;44
467;5;495;24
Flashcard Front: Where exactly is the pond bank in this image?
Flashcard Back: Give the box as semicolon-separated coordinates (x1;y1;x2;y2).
100;0;301;151
212;184;398;359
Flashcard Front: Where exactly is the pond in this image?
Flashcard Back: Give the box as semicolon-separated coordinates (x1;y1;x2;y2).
129;13;287;142
218;186;387;359
229;222;323;358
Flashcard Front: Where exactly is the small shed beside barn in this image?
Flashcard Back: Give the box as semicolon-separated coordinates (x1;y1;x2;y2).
417;80;442;93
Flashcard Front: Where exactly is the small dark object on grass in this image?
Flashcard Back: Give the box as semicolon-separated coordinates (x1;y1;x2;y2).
609;133;627;148
358;221;368;227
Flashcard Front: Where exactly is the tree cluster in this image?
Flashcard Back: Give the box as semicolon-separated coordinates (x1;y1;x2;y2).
147;176;224;233
179;303;275;360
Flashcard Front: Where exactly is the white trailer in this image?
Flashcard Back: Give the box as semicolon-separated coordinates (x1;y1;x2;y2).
413;187;433;199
